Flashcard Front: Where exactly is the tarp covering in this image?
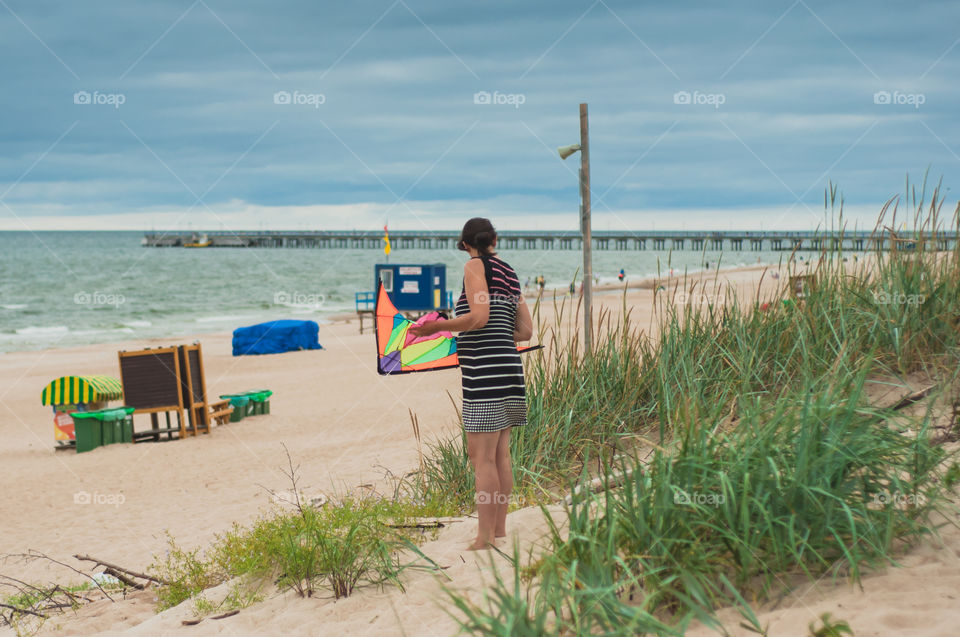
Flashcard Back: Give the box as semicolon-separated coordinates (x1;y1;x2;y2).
41;375;123;405
232;320;323;356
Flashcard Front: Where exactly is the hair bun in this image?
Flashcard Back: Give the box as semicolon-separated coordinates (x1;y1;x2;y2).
459;217;498;255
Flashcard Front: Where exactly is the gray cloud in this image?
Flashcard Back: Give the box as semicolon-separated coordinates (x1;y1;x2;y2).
0;0;958;230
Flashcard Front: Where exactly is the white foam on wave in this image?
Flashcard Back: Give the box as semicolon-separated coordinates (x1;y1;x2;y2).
72;328;115;336
15;325;69;336
1;304;27;310
196;315;248;323
123;320;152;328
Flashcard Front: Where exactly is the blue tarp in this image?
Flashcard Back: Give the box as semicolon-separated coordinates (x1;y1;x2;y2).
232;320;323;356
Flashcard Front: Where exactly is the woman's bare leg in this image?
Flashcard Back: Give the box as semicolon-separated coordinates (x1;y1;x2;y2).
466;431;500;550
494;427;513;537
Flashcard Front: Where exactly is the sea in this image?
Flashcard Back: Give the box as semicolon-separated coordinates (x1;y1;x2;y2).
0;231;788;353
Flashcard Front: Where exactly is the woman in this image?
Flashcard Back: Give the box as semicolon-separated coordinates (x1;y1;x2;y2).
409;218;533;550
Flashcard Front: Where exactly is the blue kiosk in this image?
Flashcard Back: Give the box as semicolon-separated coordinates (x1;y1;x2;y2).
355;263;454;333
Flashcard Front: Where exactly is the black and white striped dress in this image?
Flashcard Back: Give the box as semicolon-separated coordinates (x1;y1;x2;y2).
456;255;527;433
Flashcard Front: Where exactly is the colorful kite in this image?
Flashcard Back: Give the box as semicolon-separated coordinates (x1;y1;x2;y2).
375;281;539;375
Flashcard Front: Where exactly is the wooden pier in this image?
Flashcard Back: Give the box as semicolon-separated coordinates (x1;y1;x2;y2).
142;229;959;252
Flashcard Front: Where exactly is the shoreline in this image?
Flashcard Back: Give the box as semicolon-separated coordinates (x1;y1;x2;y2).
1;262;783;357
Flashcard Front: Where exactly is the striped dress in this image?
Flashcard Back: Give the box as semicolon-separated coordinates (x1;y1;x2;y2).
455;255;527;433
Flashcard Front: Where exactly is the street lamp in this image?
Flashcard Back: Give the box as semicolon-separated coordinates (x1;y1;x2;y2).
557;103;593;354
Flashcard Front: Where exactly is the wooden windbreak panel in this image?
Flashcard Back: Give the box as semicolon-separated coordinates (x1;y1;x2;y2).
119;348;183;410
118;347;186;439
178;344;210;434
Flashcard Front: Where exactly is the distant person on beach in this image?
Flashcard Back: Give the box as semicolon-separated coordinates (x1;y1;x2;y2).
618;268;625;282
523;277;531;292
409;217;532;551
536;275;545;290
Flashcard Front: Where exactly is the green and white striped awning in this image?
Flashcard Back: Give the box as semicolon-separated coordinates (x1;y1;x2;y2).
41;375;123;406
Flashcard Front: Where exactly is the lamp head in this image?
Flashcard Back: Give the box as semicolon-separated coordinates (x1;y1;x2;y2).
557;143;581;160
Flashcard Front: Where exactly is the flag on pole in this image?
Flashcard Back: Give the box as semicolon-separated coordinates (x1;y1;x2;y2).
383;225;391;256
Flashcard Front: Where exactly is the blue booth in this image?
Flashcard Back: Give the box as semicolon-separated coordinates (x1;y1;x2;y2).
374;263;452;311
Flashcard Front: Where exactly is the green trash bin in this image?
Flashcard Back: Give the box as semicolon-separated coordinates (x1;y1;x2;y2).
118;407;135;443
100;410;118;445
107;407;135;443
70;413;102;453
248;390;273;415
221;395;250;422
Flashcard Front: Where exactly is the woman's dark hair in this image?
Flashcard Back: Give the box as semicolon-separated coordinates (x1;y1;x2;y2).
457;217;497;255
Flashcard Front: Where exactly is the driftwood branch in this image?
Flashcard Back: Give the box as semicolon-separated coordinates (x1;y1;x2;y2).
0;601;46;619
17;551;114;602
891;385;936;411
565;467;635;505
103;568;144;590
385;517;463;529
73;554;167;585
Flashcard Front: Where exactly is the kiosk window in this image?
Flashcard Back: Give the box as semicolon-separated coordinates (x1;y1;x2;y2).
379;269;394;292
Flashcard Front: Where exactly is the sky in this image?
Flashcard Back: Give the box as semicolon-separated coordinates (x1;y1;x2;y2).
0;0;958;232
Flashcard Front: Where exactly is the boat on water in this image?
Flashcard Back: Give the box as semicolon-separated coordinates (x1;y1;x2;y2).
184;233;212;248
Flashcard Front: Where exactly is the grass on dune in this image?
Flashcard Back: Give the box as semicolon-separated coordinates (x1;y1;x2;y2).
149;494;440;611
440;179;960;634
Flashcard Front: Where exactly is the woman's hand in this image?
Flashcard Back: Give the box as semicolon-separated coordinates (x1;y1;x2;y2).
409;322;439;338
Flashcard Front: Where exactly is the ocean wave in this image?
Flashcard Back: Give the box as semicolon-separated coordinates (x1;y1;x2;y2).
1;304;27;310
15;325;69;336
196;315;249;323
123;320;152;328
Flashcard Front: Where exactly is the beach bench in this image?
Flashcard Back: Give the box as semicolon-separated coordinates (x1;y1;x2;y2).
789;274;816;300
355;291;375;333
209;399;233;426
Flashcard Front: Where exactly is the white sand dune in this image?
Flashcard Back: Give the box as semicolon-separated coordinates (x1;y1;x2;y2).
3;263;956;636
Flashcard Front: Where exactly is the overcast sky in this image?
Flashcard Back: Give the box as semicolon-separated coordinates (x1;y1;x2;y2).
0;0;957;231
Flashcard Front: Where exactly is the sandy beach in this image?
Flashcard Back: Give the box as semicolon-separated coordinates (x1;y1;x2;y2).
2;262;958;636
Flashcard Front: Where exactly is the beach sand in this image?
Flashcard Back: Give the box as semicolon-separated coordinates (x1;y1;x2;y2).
3;262;956;636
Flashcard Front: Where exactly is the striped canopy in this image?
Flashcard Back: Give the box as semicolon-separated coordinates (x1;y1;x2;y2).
41;375;123;405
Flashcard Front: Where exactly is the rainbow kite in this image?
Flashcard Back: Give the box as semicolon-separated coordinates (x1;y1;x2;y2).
375;281;539;375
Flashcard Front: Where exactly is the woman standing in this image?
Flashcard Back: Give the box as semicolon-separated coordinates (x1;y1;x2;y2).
410;218;533;550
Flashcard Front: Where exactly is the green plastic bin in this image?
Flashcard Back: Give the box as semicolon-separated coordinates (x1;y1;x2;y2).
116;406;135;443
71;407;136;450
248;390;273;415
100;410;118;445
221;395;250;422
70;413;102;453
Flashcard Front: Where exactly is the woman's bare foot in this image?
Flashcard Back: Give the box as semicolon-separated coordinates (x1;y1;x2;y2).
467;536;496;551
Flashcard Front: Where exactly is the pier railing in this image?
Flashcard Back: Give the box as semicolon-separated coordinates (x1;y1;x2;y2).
142;229;960;252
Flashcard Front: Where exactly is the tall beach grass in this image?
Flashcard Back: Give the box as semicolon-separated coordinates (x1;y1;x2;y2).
441;181;960;634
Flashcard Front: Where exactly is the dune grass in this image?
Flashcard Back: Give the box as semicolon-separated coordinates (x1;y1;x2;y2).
150;495;436;610
441;181;960;634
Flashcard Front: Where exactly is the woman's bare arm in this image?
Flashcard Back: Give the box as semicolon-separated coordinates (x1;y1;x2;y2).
409;259;488;336
514;295;533;342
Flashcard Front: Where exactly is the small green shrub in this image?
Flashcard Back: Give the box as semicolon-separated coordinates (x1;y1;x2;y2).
152;496;428;608
150;533;224;610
